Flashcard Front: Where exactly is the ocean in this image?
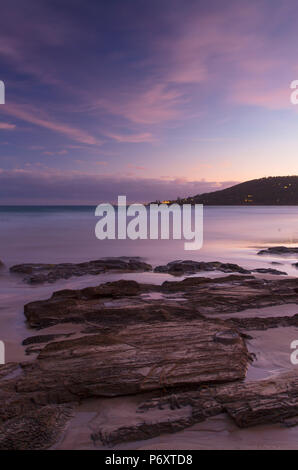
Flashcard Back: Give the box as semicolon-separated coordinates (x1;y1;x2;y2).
1;205;298;267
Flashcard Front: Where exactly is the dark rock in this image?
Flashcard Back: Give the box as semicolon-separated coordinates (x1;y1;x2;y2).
24;280;143;328
155;260;287;277
212;371;298;428
24;275;298;329
161;275;254;291
79;279;140;299
154;260;251;276
25;345;44;355
149;371;298;429
10;257;152;284
22;333;74;346
214;330;240;345
251;268;287;275
228;313;298;331
164;276;298;315
258;246;298;256
0;404;73;450
0;363;19;380
92;412;196;446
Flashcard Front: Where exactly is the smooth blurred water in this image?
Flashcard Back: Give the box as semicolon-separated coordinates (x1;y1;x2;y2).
1;205;298;362
1;205;298;268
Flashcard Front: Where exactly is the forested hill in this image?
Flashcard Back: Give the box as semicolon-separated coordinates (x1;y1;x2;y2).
171;176;298;205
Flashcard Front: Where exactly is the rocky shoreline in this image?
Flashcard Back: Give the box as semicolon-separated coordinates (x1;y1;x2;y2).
10;257;152;284
1;254;298;449
9;256;291;285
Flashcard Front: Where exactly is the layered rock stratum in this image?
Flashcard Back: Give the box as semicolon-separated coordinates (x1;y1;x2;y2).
2;255;298;449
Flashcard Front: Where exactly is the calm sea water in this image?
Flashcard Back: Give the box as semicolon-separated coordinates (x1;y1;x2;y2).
1;205;298;362
1;205;298;267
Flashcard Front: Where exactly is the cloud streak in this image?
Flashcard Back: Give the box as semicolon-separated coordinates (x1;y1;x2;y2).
106;131;156;143
2;104;102;145
0;122;16;130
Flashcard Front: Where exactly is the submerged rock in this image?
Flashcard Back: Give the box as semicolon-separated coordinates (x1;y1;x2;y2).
154;260;251;275
258;246;298;256
251;268;287;275
24;280;166;328
154;260;287;276
10;257;152;284
24;274;298;330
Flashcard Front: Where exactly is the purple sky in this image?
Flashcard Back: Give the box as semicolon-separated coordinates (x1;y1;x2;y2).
0;0;298;203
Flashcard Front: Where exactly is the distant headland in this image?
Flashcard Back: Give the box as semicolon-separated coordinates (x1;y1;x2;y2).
155;176;298;206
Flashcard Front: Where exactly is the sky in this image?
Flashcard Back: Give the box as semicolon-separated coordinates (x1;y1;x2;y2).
1;0;298;203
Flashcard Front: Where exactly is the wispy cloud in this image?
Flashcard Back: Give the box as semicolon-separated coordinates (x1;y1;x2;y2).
229;79;291;109
42;149;68;156
98;84;184;125
0;122;16;130
2;104;102;145
127;164;146;171
106;131;156;143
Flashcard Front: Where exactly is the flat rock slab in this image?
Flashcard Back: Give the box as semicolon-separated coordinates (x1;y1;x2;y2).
24;276;298;329
163;276;298;315
0;319;249;449
228;313;298;331
10;256;152;284
211;371;298;428
15;320;249;402
24;280;194;329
